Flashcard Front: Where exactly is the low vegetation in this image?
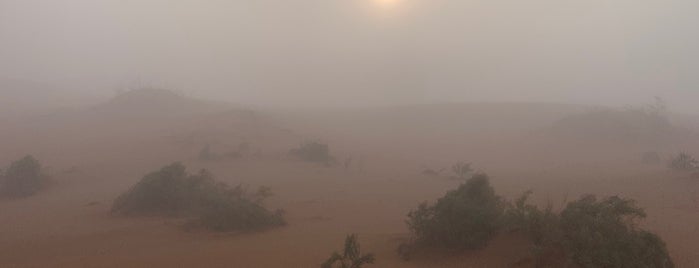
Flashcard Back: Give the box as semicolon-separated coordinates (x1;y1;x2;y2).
451;161;473;180
0;155;47;197
112;162;285;232
668;152;698;171
322;234;375;268
407;173;504;249
289;141;335;165
404;174;675;267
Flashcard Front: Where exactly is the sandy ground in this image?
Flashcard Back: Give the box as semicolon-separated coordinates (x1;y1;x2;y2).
1;101;698;267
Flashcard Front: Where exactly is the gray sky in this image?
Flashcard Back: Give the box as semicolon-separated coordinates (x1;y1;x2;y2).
1;0;698;112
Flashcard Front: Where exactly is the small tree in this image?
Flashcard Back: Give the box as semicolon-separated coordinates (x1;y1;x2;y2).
451;162;473;180
1;155;46;197
322;234;375;268
669;152;698;171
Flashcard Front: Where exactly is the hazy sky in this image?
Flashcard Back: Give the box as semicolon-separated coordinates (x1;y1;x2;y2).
1;0;698;112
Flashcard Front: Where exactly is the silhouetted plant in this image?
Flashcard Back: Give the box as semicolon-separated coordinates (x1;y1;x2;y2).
668;152;698;171
559;195;674;268
322;234;375;268
507;193;674;268
451;162;473;180
504;191;561;247
1;155;47;197
112;163;284;231
290;141;334;164
407;173;504;249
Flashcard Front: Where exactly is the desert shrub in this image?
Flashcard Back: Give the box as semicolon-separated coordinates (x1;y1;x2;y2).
559;195;674;268
504;191;561;247
322;234;375;268
112;162;284;231
508;193;674;268
407;173;504;249
1;155;47;197
551;102;673;144
451;162;473;180
290;141;334;164
668;152;698;171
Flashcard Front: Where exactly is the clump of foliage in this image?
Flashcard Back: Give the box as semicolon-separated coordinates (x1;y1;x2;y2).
559;195;674;268
322;234;375;268
290;141;335;164
112;163;285;232
504;191;561;248
451;162;473;180
403;173;674;267
407;173;504;249
552;98;674;144
668;152;698;171
0;155;47;197
507;194;674;268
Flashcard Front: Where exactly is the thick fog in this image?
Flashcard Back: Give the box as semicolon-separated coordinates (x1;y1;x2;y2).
1;0;698;112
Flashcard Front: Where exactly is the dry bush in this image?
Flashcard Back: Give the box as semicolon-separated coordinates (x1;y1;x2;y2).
112;162;285;231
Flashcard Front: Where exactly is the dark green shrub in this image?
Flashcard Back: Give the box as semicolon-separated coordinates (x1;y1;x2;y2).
508;193;674;268
668;152;697;171
504;191;561;247
322;234;375;268
112;163;285;231
1;155;47;197
407;173;504;249
290;141;334;164
559;195;674;268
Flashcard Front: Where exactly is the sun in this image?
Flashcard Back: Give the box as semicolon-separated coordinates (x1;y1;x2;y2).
375;0;401;9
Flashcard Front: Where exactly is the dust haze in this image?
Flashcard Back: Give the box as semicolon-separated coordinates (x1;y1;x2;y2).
1;1;698;267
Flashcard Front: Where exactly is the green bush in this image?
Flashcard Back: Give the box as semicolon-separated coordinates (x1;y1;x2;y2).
406;173;504;249
504;191;561;248
290;141;334;164
322;234;375;268
559;195;674;268
112;163;285;231
402;174;674;267
1;155;47;197
508;194;674;268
